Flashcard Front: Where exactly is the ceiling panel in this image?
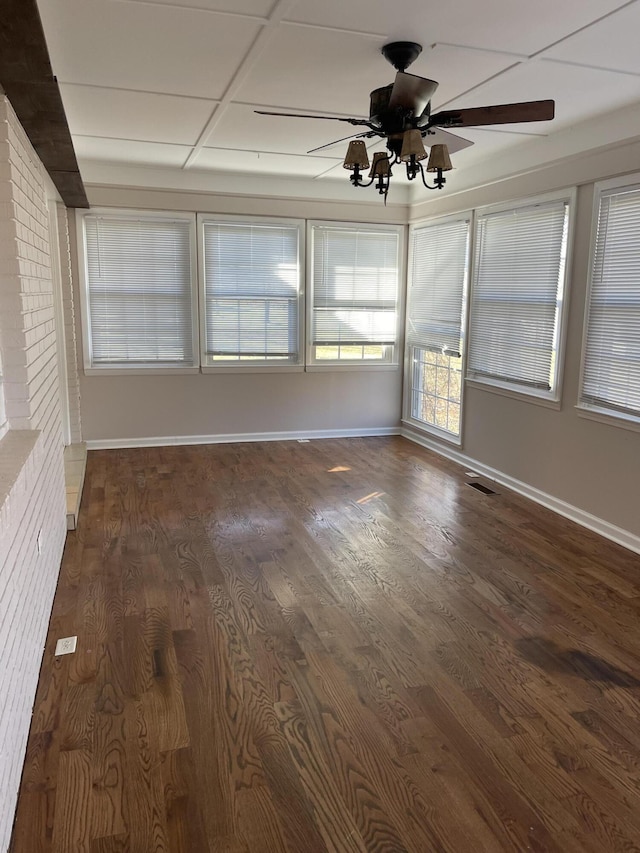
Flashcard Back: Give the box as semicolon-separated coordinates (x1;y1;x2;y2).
443;126;535;167
421;45;521;111
195;147;342;177
37;0;261;98
208;103;368;156
283;0;629;57
73;137;192;168
234;27;393;116
445;58;640;134
543;3;640;74
124;0;273;15
60;84;216;146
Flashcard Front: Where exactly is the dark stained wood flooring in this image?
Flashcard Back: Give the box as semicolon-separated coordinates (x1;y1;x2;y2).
10;436;640;852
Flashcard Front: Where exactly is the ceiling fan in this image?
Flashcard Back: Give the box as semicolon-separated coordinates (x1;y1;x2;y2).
256;41;554;198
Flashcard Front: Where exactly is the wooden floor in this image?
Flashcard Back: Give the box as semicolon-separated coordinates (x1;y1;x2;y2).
10;437;640;852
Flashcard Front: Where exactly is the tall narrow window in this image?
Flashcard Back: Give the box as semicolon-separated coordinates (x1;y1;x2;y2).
81;211;197;369
308;222;402;366
405;215;470;439
467;196;570;399
200;217;303;368
580;179;640;425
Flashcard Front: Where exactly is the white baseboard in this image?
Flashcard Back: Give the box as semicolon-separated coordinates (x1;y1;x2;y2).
85;426;401;451
401;426;640;557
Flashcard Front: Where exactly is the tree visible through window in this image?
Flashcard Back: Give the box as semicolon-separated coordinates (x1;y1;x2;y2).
405;216;470;439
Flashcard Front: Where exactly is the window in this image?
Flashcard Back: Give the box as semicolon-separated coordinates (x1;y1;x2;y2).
579;178;640;426
467;194;571;400
80;210;198;370
405;215;470;439
307;222;403;367
200;216;303;370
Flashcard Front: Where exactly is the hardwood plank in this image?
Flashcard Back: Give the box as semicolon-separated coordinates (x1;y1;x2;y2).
11;438;640;852
51;750;92;853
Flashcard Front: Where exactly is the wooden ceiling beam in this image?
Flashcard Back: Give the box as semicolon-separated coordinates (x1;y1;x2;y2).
0;0;89;208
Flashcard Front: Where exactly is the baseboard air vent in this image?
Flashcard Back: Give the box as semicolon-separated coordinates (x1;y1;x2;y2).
467;482;497;495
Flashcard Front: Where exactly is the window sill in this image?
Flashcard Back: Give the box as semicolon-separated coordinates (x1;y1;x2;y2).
201;364;304;375
401;417;462;446
576;404;640;434
305;363;400;373
465;378;561;410
84;366;201;376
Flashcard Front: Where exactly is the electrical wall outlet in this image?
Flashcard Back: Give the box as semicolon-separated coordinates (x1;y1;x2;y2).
54;636;77;656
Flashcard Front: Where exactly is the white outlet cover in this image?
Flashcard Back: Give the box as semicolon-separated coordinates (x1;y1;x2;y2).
54;635;77;656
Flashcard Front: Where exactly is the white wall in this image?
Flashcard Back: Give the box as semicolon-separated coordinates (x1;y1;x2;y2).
0;97;67;851
407;138;640;543
73;186;407;444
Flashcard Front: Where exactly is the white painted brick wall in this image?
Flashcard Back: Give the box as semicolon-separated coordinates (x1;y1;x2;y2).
0;97;67;853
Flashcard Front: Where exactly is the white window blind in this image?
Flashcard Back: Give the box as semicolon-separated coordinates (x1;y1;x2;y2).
310;224;400;359
407;217;470;357
202;220;301;364
468;199;569;394
580;184;640;420
84;214;196;367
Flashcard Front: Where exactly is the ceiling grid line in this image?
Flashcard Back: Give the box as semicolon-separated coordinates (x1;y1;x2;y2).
109;0;269;23
182;0;301;170
530;0;640;58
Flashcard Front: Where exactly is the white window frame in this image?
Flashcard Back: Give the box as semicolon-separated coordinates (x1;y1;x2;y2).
306;220;405;372
466;189;575;407
76;208;199;375
0;355;7;440
577;175;640;432
402;211;472;445
198;214;305;374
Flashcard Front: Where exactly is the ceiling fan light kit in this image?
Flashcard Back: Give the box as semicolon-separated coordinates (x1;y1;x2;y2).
256;41;555;202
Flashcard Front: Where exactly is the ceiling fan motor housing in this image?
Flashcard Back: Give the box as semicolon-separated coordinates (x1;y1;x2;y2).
369;85;393;123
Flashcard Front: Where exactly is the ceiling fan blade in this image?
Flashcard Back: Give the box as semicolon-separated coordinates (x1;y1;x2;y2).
429;99;555;129
423;128;474;154
254;110;373;127
388;72;439;116
307;131;380;154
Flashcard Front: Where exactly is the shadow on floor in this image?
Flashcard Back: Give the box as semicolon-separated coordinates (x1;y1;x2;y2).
515;637;640;688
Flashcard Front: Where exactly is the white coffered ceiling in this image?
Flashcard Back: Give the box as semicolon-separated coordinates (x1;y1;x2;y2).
35;0;640;202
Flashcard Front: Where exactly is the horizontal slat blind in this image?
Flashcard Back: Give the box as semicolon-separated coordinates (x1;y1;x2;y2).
203;221;300;361
581;185;640;418
311;225;399;346
468;200;568;391
85;214;195;366
407;217;470;356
